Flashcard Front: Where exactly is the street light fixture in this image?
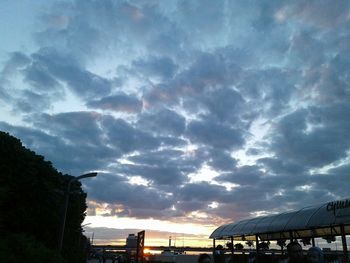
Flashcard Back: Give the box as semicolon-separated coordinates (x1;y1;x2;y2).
58;172;98;253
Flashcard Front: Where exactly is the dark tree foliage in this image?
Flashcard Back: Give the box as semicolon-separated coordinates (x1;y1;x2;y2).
227;242;244;250
0;131;88;263
300;238;311;246
257;241;270;250
0;233;65;263
277;239;286;254
234;243;244;250
245;240;254;248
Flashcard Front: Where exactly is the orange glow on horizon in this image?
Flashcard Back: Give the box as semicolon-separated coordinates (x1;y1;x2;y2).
83;215;224;247
89;236;214;248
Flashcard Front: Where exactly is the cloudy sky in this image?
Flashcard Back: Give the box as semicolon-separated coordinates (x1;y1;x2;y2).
1;0;350;246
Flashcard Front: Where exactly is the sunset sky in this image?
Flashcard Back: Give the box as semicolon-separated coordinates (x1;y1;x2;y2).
1;0;350;247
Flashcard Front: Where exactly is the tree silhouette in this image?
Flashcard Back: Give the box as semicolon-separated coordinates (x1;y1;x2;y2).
322;236;336;243
300;238;311;246
245;240;254;248
277;239;286;253
258;241;270;250
0;131;88;262
234;243;244;250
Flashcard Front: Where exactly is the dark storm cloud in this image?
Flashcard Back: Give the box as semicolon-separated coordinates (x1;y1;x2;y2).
171;177;319;221
125;149;203;184
213;163;347;217
87;93;142;113
0;51;65;113
174;182;242;218
30;48;112;99
311;165;350;198
0;52;31;102
306;57;350;103
201;88;245;125
213;179;319;216
102;116;160;153
0;121;62;153
128;149;185;166
137;108;186;136
0;121;118;175
237;67;298;117
157;136;187;148
32;111;104;145
216;165;264;186
176;200;207;214
206;149;237;172
213;164;348;217
116;163;187;186
1;52;31;77
190;147;237;172
186;120;244;150
142;51;242;109
15;90;53;113
258;157;306;176
132;56;178;80
1;48;113;114
30;111;169;158
268;103;350;169
84;173;173;218
176;182;227;202
178;52;241;90
22;61;62;91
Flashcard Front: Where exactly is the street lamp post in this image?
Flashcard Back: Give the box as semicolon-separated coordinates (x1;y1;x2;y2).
58;172;98;253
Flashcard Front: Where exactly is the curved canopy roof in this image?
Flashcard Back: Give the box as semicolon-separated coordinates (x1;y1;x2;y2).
210;198;350;241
